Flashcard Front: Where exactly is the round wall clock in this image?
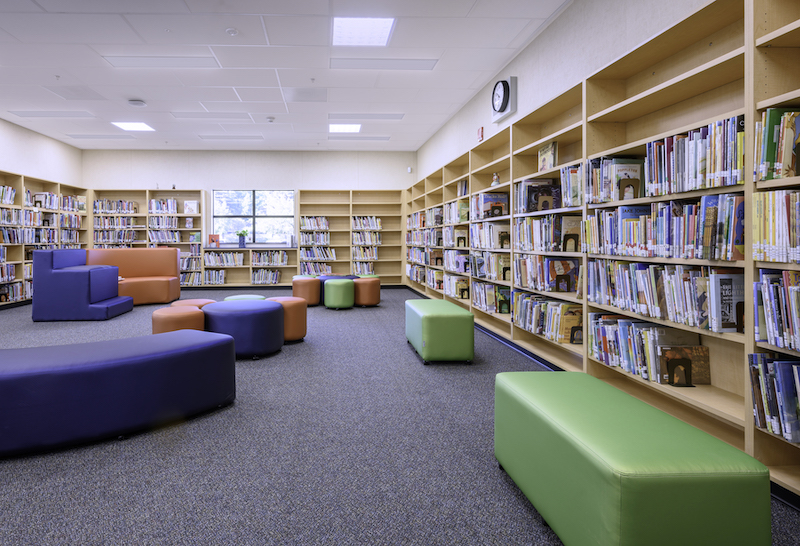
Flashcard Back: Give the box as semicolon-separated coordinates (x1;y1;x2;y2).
492;80;510;113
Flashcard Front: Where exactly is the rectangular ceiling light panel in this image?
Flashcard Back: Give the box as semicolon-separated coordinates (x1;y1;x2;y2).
332;18;394;46
112;122;155;131
329;123;361;133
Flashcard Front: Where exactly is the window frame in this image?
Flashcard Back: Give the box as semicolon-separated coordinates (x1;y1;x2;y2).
212;189;295;245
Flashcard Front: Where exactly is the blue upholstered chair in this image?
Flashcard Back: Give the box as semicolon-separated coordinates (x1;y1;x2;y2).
32;249;134;321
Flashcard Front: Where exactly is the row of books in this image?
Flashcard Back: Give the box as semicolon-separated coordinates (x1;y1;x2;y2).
299;216;329;230
204;252;245;267
470;251;511;282
589;312;708;384
94;230;138;243
148;198;178;214
752;189;800;263
252;269;281;285
442;226;468;248
472;281;511;315
203;270;226;285
21;210;57;228
444;273;469;299
754;108;799;182
253;250;288;266
180;272;203;286
444;250;470;274
749;354;800;443
754;269;800;351
584;193;744;261
587;259;744;333
512;291;581;344
94;199;139;214
514;179;562;214
0;208;20;225
0;246;6;261
352;216;382;230
300;231;331;245
406;211;425;230
406;263;426;284
443;200;469;224
425;208;443;227
299;247;336;261
0;263;16;283
353;262;374;275
405;230;425;247
147;230;181;243
427;268;443;291
587;116;745;203
471;192;509;220
1;185;15;205
60;230;80;244
59;214;82;229
514;214;580;253
148;216;180;228
179;256;202;271
514;255;581;294
560;164;583;207
60;195;87;213
455;178;468;197
25;191;59;210
469;221;510;250
352;246;378;260
352;232;381;245
300;262;332;275
0;281;30;303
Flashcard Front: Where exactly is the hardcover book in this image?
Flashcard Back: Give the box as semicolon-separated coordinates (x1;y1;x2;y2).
538;141;557;172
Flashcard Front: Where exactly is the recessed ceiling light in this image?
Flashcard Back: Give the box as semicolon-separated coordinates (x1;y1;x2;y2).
333;18;394;46
329;124;361;133
112;122;154;131
128;99;147;108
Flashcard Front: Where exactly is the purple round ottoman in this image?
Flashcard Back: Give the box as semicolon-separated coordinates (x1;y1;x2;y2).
203;300;284;358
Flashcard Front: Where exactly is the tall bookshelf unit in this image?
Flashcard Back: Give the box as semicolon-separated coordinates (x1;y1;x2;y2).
403;0;800;494
0;172;25;305
299;190;403;283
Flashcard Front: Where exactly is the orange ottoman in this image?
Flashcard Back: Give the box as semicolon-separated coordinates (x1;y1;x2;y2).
267;296;307;341
152;306;205;334
292;277;320;306
170;298;216;309
354;277;380;307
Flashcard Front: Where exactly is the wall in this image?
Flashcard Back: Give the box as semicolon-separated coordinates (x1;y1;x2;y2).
416;0;709;177
0;118;82;185
81;150;417;192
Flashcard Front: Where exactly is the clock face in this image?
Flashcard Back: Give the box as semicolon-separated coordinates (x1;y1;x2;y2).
492;80;510;113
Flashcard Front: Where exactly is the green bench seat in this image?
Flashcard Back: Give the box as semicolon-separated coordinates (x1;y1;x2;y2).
494;372;771;546
405;299;473;363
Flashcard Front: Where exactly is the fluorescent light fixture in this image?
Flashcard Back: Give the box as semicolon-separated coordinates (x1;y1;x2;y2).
329;124;361;133
104;56;218;68
112;122;154;131
329;113;404;120
333;17;394;46
330;58;437;70
328;135;390;141
10;111;94;118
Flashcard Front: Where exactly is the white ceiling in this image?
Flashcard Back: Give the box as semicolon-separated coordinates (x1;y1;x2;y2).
0;0;570;152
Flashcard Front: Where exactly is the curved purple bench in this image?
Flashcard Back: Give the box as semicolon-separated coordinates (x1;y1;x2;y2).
0;330;236;457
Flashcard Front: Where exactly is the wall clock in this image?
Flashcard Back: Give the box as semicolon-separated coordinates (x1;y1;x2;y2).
491;76;516;123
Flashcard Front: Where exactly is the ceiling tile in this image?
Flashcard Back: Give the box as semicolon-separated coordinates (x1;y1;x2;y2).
234;88;284;102
263;16;330;46
34;0;190;14
212;46;330;69
330;0;472;18
176;68;280;88
390;17;532;49
0;14;143;44
184;0;330;16
125;14;267;45
469;0;571;19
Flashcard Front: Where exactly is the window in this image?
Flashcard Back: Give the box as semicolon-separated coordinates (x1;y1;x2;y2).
213;190;295;245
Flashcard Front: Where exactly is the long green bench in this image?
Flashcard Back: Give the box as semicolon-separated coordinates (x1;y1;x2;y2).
405;299;473;363
494;372;771;546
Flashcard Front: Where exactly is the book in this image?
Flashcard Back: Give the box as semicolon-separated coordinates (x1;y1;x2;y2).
774;360;800;442
778;111;800;179
538;141;557;171
546;258;579;292
709;271;744;333
658;345;710;386
189;231;201;243
184;200;199;214
560;215;581;252
208;234;220;248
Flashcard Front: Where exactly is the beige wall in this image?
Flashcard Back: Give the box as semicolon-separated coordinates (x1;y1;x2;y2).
416;0;710;178
0;118;82;186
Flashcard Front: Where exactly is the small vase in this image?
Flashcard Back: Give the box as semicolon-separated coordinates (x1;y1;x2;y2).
238;235;246;248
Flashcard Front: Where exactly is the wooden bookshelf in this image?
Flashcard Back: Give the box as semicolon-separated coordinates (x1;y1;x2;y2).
402;0;800;495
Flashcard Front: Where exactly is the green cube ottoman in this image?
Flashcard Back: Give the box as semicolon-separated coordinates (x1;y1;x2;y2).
494;372;771;546
324;278;354;309
405;299;474;363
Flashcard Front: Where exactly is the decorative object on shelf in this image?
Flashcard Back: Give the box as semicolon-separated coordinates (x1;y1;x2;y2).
235;229;249;248
491;172;500;187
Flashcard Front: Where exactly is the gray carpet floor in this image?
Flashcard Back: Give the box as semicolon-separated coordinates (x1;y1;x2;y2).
1;287;799;545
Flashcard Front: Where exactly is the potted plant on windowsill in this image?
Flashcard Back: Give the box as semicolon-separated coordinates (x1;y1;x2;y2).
235;229;249;248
